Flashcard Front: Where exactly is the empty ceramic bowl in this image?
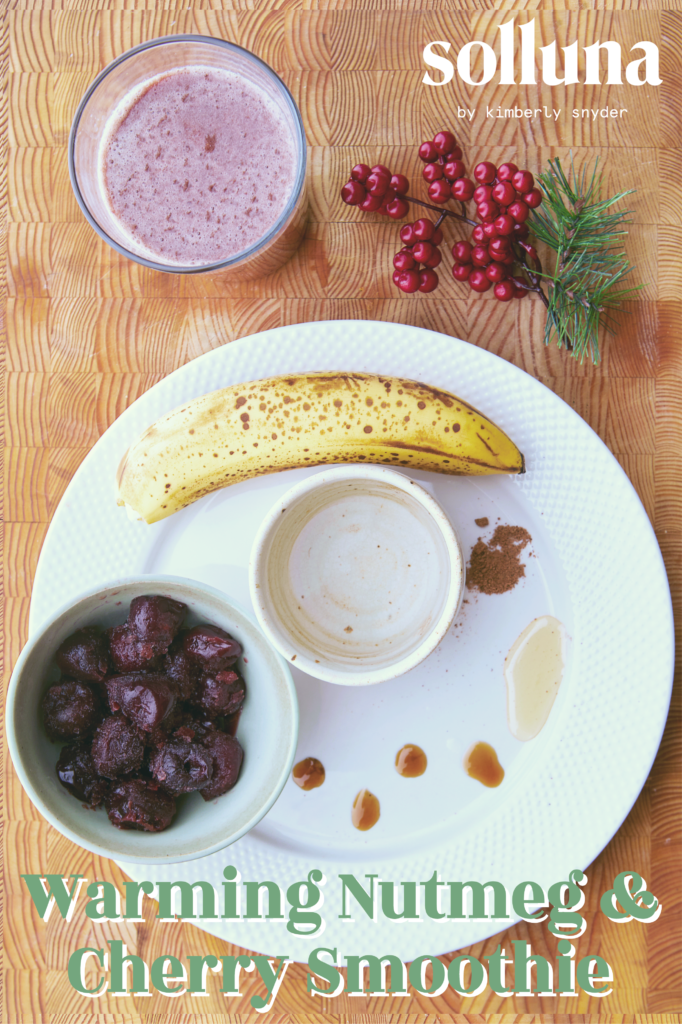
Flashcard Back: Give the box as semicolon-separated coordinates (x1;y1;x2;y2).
249;466;464;685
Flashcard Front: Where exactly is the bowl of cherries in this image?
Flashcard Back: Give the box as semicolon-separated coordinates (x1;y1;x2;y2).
6;576;298;862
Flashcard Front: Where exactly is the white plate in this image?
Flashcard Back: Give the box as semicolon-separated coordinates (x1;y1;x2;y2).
30;321;674;960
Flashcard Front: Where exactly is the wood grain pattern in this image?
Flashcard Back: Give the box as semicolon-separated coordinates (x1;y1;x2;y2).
3;3;681;1022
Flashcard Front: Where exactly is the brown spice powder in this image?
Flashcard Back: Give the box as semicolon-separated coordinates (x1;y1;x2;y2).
474;517;489;528
466;524;532;595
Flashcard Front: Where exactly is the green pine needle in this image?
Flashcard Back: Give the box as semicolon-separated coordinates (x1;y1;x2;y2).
529;155;642;363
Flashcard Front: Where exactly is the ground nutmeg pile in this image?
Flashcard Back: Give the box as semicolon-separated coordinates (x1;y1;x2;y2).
466;524;533;595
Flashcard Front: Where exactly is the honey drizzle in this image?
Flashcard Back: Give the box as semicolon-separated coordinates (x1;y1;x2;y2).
352;788;380;830
292;757;325;790
464;742;505;788
395;743;427;777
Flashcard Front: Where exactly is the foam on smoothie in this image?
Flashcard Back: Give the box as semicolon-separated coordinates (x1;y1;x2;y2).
103;68;297;266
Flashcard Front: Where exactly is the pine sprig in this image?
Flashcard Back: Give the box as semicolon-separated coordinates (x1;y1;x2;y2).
530;156;641;363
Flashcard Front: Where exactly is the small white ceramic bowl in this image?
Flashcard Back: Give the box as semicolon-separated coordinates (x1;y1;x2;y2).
250;466;464;685
6;575;298;863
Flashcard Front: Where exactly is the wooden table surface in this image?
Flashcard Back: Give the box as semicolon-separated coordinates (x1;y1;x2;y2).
3;1;681;1020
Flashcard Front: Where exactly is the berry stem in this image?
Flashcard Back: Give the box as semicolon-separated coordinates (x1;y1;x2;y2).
403;194;477;227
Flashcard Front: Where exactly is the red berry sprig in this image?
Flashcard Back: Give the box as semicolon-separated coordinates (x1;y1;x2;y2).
340;134;548;307
451;161;543;300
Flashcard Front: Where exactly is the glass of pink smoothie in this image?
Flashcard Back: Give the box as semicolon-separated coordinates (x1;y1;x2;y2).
69;36;307;279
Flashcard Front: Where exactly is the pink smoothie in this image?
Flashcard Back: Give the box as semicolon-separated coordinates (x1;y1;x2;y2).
103;68;298;265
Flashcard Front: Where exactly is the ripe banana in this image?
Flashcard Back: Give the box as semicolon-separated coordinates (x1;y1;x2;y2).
116;372;524;524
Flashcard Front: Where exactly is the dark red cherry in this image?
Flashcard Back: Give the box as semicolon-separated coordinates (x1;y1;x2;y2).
485;262;508;283
390;173;409;195
358;192;383;212
476;200;500;222
443;159;466;181
400;223;417;245
472;244;492;267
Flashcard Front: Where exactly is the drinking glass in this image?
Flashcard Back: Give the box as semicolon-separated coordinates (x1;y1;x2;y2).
69;35;307;279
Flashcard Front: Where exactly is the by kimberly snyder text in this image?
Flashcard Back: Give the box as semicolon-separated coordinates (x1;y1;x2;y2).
21;867;661;1009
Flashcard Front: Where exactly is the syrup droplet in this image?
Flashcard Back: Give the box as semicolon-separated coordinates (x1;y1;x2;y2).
292;757;325;790
505;615;565;741
395;743;427;777
352;788;380;830
464;742;504;787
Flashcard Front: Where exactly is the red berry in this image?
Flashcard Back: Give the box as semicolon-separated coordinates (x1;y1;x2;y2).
523;188;543;209
452;262;472;282
472;225;487;244
507;200;530;223
390;173;410;195
428;180;451;203
494;280;516;302
418;268;439;292
370;164;391;177
367;170;391;196
494;214;516;236
394;251;415;271
418;141;439;162
486;262;508;283
412;240;435;263
489;237;512;261
473;185;493;204
358;192;383;212
482;220;499;240
477;200;500;222
395;270;420;293
491;181;516;207
512;170;534;193
432;227;444;246
497;162;519;182
392;270;402;286
469;269;493;292
424;248;442;269
423;162;444;183
502;254;516;266
474;161;497;184
341;180;366;206
443;147;463;162
452;240;472;263
443;159;466;181
386;197;410;219
351;164;371;183
510;275;529;297
513;222;529;241
413;219;435;241
400;223;416;245
472;244;492;267
433;131;457;155
451;177;475;201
